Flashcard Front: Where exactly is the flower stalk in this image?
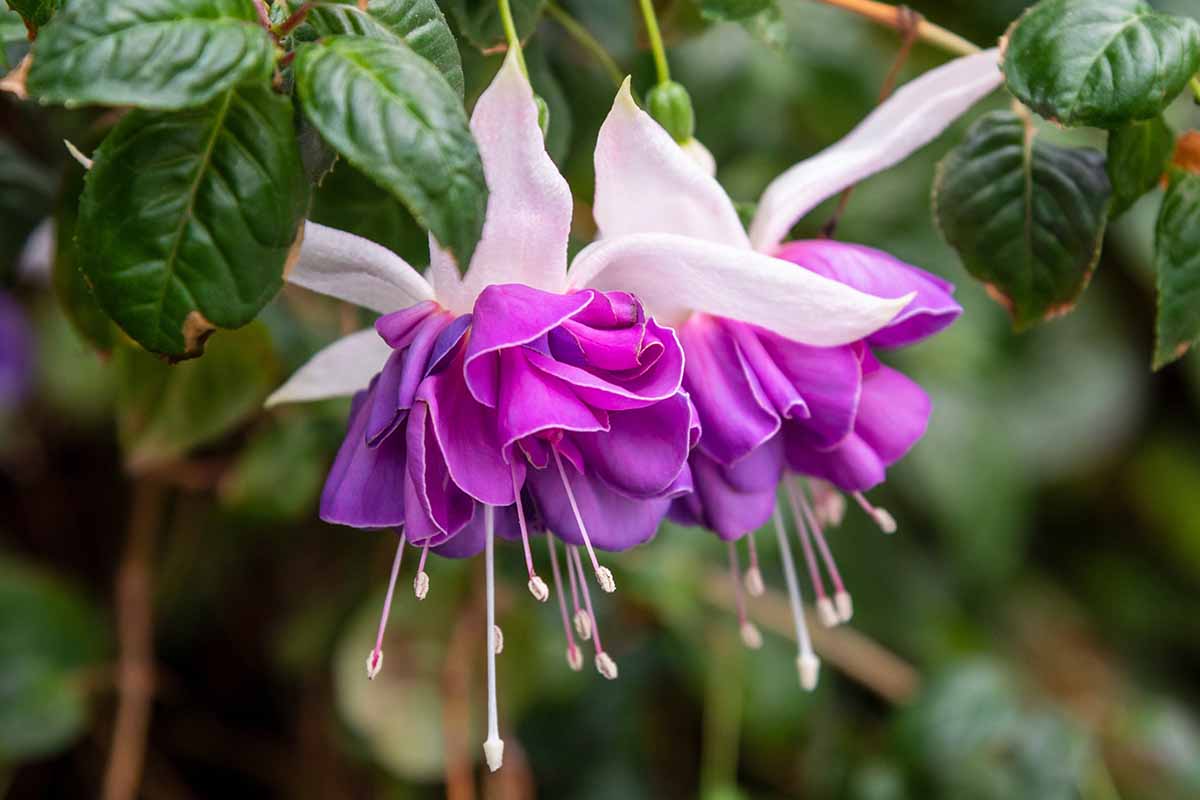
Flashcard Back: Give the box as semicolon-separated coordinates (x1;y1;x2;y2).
637;0;671;86
497;0;528;76
805;0;979;58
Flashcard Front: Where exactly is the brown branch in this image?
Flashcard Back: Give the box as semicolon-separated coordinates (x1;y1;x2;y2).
805;0;980;57
103;481;166;800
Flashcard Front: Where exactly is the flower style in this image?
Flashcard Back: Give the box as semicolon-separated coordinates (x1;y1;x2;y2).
267;51;909;769
572;50;1002;688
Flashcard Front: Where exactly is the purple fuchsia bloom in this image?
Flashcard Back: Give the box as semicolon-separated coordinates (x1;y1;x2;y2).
574;51;1000;688
0;291;33;410
266;51;909;770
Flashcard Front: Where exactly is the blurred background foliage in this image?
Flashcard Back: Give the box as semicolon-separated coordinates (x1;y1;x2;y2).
3;1;1200;798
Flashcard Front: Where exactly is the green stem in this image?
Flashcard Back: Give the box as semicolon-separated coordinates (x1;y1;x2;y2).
545;2;624;87
637;0;670;85
497;0;528;76
1190;75;1200;103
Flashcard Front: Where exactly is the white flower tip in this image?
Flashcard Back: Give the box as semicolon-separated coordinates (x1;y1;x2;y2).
835;591;853;623
483;737;505;772
817;597;840;628
595;566;616;593
874;508;897;534
366;650;383;680
64;139;93;170
566;645;584;672
615;75;636;110
493;624;504;655
573;610;593;641
413;571;430;600
797;653;820;691
528;575;549;603
744;566;765;598
740;622;763;650
595;651;619;680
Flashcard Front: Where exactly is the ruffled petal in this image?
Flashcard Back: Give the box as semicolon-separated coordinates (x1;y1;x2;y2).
265;329;393;407
749;49;1002;252
593;79;749;248
567;233;913;346
775;240;961;347
496;347;608;450
432;503;522;559
854;364;930;464
406;401;476;541
571;393;693;498
670;441;783;540
784;429;885;493
319;389;408;528
429;51;573;314
287;221;434;314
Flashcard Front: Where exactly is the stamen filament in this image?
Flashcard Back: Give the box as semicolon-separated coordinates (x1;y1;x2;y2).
564;535;592;641
571;546;619;680
728;541;761;650
511;462;548;601
414;539;431;600
744;532;765;597
553;448;615;593
785;484;836;628
483;506;504;772
546;535;583;671
367;531;406;679
852;491;897;534
797;482;852;623
772;507;819;691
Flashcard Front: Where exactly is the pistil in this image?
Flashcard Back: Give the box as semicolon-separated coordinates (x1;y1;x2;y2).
366;531;406;680
553;449;616;593
483;506;504;772
772;507;819;690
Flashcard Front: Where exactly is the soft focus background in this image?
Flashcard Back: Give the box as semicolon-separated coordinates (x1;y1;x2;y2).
3;1;1200;798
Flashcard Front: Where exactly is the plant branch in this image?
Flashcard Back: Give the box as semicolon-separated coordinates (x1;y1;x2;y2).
497;0;529;76
102;481;165;800
805;0;980;57
545;2;624;87
637;0;671;85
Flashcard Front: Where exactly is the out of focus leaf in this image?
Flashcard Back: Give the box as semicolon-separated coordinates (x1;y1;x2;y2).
1002;0;1200;128
28;0;275;110
0;138;55;284
52;156;115;352
1152;170;1200;368
218;415;339;522
303;0;464;97
0;556;108;761
295;36;486;272
114;322;279;470
1107;116;1173;217
934;111;1110;330
446;0;543;51
78;85;307;359
309;160;430;266
694;0;774;22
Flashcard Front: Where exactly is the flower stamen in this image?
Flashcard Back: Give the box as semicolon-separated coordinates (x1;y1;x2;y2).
553;448;616;593
366;531;406;680
784;485;837;628
797;481;852;623
852;491;897;534
744;532;765;597
483;506;504;772
546;535;583;671
564;537;592;641
772;507;819;691
728;541;762;650
413;539;431;600
570;545;617;680
510;462;548;602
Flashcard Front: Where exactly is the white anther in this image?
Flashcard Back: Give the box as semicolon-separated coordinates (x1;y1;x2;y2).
365;650;383;680
835;591;853;623
573;609;593;641
528;575;549;602
817;596;840;628
812;480;846;527
797;653;820;691
740;622;763;650
874;508;897;534
595;566;615;593
566;645;584;672
483;737;505;772
744;566;765;597
595;651;619;680
413;571;429;600
493;625;504;655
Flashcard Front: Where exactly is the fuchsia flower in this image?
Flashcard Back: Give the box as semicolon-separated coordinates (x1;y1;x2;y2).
0;291;33;410
267;52;909;769
572;50;1001;688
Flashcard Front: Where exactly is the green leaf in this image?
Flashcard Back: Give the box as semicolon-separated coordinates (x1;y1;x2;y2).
0;138;55;284
1107;116;1174;216
0;556;109;761
28;0;275;110
295;35;486;272
4;0;57;31
302;0;464;97
934;111;1111;330
53;156;116;351
694;0;775;22
1153;170;1200;369
114;322;279;469
78;85;307;360
1003;0;1200;129
446;0;544;52
310;159;429;265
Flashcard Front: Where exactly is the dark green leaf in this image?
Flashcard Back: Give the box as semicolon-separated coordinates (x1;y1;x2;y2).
302;0;464;97
310;159;429;265
934;111;1111;330
1153;170;1200;369
0;137;54;284
295;36;486;272
694;0;774;22
1003;0;1200;128
114;322;280;469
1107;116;1173;216
4;0;57;31
0;556;109;761
53;156;115;351
28;0;275;110
446;0;543;52
78;85;307;359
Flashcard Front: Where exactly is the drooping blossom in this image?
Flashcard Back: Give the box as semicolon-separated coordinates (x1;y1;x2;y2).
266;52;909;769
570;50;1001;688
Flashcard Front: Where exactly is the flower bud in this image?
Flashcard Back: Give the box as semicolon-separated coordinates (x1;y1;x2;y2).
534;94;550;139
646;81;695;143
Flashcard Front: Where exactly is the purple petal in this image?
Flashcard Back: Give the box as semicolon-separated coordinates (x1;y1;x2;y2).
431;503;522;559
0;293;33;408
784;429;885;493
406;402;476;540
571;393;693;497
855;364;930;464
671;442;783;540
375;301;442;348
320;388;407;528
497;347;609;450
774;240;961;348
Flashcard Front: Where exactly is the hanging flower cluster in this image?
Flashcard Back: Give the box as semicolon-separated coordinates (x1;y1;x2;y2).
269;49;1002;770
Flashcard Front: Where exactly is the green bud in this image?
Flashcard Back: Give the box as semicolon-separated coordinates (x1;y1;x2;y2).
534;95;550;140
646;81;695;143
